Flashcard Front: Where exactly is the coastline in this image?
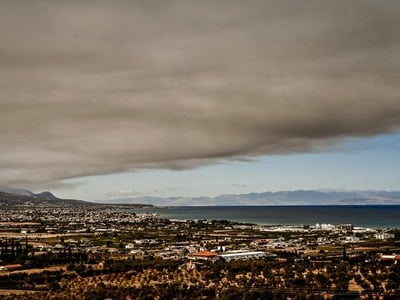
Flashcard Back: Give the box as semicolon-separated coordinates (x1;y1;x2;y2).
144;205;400;229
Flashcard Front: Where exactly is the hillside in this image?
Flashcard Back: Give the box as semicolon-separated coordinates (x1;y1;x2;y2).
0;191;96;207
0;185;153;208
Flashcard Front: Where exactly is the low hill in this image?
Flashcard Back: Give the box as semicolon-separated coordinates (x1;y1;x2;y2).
0;185;153;208
0;191;96;207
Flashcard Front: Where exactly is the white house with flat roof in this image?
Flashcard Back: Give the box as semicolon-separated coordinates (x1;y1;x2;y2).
219;251;267;262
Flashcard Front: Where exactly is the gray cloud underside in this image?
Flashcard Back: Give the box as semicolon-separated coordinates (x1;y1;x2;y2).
1;0;400;186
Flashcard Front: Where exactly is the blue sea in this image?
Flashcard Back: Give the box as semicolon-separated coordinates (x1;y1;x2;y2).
143;206;400;229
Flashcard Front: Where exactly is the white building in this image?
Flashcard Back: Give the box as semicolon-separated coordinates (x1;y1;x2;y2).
375;233;395;240
219;251;267;262
315;223;336;231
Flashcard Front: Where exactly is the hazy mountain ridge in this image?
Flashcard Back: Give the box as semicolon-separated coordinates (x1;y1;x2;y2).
0;184;61;200
2;185;400;206
0;186;153;208
0;184;34;197
109;190;400;206
0;191;95;207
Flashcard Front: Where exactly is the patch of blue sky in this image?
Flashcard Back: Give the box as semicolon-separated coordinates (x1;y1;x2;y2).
55;132;400;201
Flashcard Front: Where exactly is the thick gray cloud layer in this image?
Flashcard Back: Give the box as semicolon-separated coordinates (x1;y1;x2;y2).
1;0;400;187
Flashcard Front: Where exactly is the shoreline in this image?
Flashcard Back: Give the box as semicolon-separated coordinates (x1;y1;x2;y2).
142;205;400;229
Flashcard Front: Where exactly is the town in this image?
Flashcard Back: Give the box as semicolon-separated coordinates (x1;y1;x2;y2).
0;205;399;299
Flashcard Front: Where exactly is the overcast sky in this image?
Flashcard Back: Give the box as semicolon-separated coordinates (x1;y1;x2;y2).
1;1;400;201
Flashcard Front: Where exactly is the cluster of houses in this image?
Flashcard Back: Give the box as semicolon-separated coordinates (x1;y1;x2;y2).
1;205;399;272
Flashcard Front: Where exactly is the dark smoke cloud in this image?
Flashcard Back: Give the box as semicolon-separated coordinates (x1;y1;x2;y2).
1;0;400;187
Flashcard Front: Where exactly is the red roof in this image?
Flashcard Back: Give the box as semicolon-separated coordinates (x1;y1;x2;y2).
378;254;400;261
3;264;22;270
192;251;218;257
255;239;268;244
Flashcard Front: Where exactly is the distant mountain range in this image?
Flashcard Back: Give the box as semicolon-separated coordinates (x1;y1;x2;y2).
106;190;400;206
2;184;400;206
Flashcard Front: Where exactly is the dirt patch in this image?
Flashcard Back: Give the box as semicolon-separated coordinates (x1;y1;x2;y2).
0;289;38;296
8;265;66;275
